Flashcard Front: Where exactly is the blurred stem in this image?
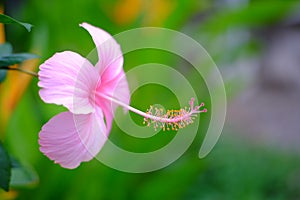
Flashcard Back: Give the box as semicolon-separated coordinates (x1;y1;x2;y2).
0;66;38;77
0;3;5;140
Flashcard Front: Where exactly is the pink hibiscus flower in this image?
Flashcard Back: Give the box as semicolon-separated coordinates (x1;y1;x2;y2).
38;22;207;169
38;23;130;169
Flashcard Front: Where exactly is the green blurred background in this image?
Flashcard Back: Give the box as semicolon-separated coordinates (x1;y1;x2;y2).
1;0;300;199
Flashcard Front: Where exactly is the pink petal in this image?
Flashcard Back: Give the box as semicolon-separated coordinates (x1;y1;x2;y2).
101;71;130;110
79;22;123;82
112;72;130;106
39;109;106;169
96;72;130;133
79;23;130;132
38;51;100;114
97;101;114;133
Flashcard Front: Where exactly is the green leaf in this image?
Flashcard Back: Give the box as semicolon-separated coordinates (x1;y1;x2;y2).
0;69;7;82
0;43;13;56
0;53;39;67
0;14;33;32
9;157;38;188
0;142;11;191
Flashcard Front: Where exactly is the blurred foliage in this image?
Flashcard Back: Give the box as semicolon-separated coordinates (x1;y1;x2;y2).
0;42;38;68
0;141;10;191
0;0;299;199
183;137;300;200
0;13;39;192
201;1;297;33
0;13;32;32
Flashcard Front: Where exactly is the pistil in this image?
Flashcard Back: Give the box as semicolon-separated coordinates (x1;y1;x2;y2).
96;93;207;131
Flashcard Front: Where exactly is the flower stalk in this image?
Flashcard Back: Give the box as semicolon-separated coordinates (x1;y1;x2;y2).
0;66;38;77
